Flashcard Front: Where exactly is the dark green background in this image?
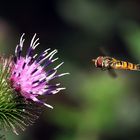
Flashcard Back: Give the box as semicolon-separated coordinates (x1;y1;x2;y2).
0;0;140;140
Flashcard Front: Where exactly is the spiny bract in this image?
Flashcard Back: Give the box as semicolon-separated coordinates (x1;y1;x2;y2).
0;57;41;135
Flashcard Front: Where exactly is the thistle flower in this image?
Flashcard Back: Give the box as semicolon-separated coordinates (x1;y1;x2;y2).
0;34;68;135
10;34;69;109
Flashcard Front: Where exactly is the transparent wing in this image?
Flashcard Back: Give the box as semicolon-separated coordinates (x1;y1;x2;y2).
100;47;109;56
108;69;117;78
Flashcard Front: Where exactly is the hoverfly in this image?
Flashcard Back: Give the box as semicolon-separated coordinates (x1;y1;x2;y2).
92;56;140;77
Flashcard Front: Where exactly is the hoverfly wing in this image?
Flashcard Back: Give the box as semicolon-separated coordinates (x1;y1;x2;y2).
108;69;117;78
100;47;109;56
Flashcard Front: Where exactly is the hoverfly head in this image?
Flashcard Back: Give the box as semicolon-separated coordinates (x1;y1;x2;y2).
93;56;103;68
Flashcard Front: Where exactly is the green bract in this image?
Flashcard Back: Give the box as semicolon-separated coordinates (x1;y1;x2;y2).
0;57;41;135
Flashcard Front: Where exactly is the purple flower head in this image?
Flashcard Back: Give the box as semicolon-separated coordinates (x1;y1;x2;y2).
10;34;69;109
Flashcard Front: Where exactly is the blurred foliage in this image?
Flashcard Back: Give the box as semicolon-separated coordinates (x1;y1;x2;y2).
57;0;120;36
120;22;140;61
0;0;140;140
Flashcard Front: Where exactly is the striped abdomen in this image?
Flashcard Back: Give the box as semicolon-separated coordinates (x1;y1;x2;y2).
111;61;140;71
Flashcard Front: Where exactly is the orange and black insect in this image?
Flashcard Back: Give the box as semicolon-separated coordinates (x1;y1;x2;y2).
92;56;140;77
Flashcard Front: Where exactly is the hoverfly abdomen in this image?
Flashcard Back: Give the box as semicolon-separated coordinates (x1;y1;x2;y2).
111;60;140;71
115;61;128;69
121;61;139;71
127;62;136;70
136;64;140;71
